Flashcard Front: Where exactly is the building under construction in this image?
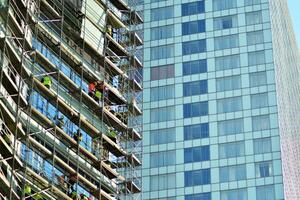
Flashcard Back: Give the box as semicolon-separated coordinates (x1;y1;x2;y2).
0;0;143;199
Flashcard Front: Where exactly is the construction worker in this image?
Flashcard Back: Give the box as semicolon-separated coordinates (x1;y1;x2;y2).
3;133;11;146
88;82;95;98
55;115;65;129
33;193;43;200
70;190;78;200
107;127;117;143
41;75;52;89
107;24;112;36
73;129;82;143
80;194;88;200
94;90;102;102
24;184;32;198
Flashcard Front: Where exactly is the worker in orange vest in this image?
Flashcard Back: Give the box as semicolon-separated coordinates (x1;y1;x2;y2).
88;82;95;98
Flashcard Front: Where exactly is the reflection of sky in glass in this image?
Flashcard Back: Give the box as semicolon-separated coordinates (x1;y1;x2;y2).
288;0;300;49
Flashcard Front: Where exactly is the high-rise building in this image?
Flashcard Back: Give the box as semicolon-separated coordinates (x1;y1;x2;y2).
0;0;143;199
142;0;300;199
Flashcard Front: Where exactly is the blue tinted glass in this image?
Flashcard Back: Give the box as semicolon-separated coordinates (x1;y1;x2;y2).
184;146;210;163
185;169;210;186
184;123;209;140
183;59;207;75
182;1;205;16
182;20;206;35
183;101;208;118
182;39;206;55
185;192;211;200
183;80;207;96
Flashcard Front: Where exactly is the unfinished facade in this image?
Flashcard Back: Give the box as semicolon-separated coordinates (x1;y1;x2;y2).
0;0;143;199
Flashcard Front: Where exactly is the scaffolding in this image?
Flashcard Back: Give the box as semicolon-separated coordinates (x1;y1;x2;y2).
0;0;143;199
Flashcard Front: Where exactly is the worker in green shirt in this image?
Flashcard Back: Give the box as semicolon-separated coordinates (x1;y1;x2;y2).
24;184;31;198
107;127;117;143
94;90;102;102
33;193;43;200
41;75;52;89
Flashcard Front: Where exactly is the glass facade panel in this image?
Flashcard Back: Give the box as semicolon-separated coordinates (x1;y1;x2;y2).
249;71;267;87
247;30;264;45
248;51;266;66
221;188;247;200
254;138;272;154
246;11;263;25
256;185;275;200
151;85;175;101
252;115;270;131
182;1;205;16
251;93;268;108
150;173;176;191
216;75;241;91
151;25;174;40
183;80;207;96
245;0;261;6
184;169;211;186
151;6;173;21
184;145;210;163
182;39;206;55
183;101;209;117
151;106;175;123
150;127;176;145
218;118;244;136
215;54;240;70
182;59;207;75
255;161;273;178
184;123;209;140
213;0;237;11
214;15;238;30
185;193;211;200
150;150;176;167
182;20;206;35
151;65;174;80
151;44;174;60
219;164;247;182
217;96;243;113
219;141;245;159
215;34;239;50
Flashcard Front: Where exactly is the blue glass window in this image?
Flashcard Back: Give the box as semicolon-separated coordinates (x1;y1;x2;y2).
185;193;211;200
185;169;211;187
214;15;238;30
184;146;210;163
183;80;207;96
151;64;174;80
182;59;207;75
151;6;173;21
256;185;275;200
184;123;209;140
183;101;208;118
151;106;175;122
150;128;176;145
151;85;175;101
182;39;206;55
219;164;247;182
182;20;206;35
151;25;174;40
182;1;205;16
255;161;272;178
151;44;174;60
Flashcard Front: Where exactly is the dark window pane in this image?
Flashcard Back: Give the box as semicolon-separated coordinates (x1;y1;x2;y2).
182;39;206;55
183;59;207;75
151;65;174;80
182;1;205;16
